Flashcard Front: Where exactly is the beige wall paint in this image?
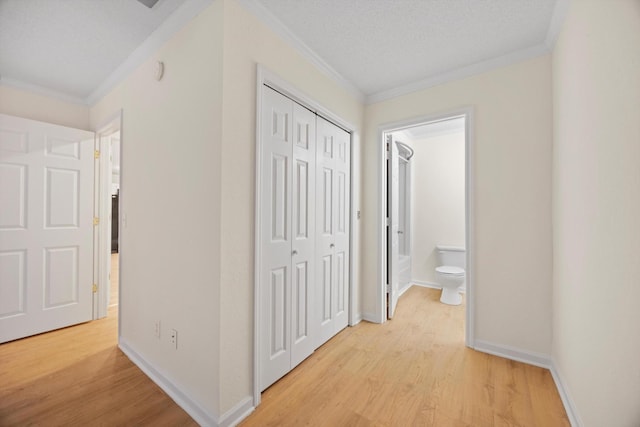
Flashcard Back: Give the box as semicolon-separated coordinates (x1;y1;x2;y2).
218;0;364;413
552;0;640;425
364;55;553;354
408;131;466;284
89;2;224;418
0;84;89;130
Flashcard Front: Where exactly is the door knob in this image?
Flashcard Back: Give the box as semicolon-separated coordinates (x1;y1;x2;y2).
292;250;298;255
330;243;335;248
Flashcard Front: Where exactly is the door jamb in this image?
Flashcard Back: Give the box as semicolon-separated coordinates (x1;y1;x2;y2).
377;108;475;348
253;64;359;407
94;111;123;321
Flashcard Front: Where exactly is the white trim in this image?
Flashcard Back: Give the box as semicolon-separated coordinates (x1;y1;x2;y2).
94;112;123;320
217;396;254;427
253;64;359;410
398;282;412;298
377;108;476;349
474;340;551;369
550;362;583;427
235;0;365;104
86;0;214;106
545;0;570;49
0;78;87;106
412;280;441;290
366;43;549;105
118;338;218;427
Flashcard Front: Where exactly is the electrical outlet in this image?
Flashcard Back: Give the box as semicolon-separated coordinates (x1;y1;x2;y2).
170;329;178;349
154;321;161;339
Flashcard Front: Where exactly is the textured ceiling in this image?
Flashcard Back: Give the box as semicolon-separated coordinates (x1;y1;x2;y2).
0;0;559;104
254;0;558;96
0;0;184;100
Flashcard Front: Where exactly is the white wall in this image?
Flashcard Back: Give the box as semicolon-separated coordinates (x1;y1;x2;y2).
218;0;364;414
552;1;640;425
363;55;553;355
408;130;465;284
90;1;224;420
0;84;89;130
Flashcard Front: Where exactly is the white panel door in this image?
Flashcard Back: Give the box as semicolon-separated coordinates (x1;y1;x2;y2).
387;136;400;319
290;103;316;369
260;87;317;390
0;114;94;343
315;116;350;346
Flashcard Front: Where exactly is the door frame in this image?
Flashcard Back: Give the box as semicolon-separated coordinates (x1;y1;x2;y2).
253;65;359;407
377;108;476;348
94;111;123;320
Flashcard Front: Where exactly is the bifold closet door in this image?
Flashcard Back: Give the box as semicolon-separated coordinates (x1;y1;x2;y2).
316;116;350;346
259;87;316;391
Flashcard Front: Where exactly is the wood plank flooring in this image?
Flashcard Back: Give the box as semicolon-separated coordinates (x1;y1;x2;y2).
0;253;197;427
1;273;568;426
241;286;569;426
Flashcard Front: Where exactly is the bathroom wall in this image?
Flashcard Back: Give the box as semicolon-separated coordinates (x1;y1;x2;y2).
552;0;640;425
407;127;466;286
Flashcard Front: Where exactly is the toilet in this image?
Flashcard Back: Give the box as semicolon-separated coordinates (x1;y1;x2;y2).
435;245;466;305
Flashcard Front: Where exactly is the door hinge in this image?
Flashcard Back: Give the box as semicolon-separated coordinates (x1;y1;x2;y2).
92;283;98;293
385;217;390;226
94;150;101;159
93;217;100;226
386;283;391;293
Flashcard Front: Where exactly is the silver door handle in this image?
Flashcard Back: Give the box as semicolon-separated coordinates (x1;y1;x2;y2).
329;243;335;248
292;250;298;255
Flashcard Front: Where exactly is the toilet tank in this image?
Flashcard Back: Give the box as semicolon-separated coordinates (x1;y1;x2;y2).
436;245;466;268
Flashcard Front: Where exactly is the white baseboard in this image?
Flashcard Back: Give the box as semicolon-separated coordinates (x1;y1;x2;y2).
218;396;254;427
350;313;363;326
361;312;380;323
550;362;582;427
474;339;551;369
398;282;412;297
411;280;441;290
119;337;217;426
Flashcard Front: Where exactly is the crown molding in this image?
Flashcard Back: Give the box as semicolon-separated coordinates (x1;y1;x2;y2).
545;0;570;49
86;0;214;106
235;0;366;104
0;78;88;106
366;43;550;105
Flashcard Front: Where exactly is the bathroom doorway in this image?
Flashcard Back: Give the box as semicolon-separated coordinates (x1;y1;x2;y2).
379;109;475;346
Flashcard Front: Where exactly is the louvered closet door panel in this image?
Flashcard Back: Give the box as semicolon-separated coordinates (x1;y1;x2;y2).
315;116;350;347
290;103;316;368
260;87;294;391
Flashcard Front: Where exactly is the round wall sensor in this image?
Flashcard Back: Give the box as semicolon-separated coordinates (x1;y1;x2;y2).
155;61;165;81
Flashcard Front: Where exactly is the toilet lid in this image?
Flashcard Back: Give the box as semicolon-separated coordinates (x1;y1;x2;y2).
436;266;465;275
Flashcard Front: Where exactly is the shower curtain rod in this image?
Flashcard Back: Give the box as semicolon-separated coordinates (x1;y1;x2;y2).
395;141;414;161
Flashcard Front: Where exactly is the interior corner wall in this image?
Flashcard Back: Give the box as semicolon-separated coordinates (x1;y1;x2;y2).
363;55;554;355
89;1;224;420
0;84;90;130
551;1;640;425
218;0;365;414
409;131;466;284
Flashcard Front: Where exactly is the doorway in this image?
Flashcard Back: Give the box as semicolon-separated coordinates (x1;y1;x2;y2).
96;114;122;321
379;109;475;346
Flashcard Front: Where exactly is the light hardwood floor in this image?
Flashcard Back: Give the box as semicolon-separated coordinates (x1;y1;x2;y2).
241;286;569;426
1;274;568;426
0;253;197;427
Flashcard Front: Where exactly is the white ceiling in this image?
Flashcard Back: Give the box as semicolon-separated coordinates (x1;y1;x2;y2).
253;0;558;98
0;0;561;105
0;0;185;100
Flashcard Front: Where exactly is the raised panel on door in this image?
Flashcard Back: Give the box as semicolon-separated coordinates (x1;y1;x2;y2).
0;113;94;343
315;116;351;346
331;123;350;332
290;103;316;368
260;87;293;391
